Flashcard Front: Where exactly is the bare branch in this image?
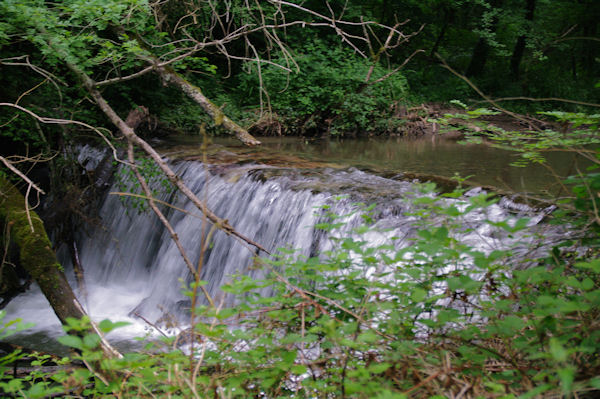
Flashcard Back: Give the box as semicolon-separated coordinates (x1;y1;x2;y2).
0;103;124;164
435;54;542;131
95;64;156;86
367;49;425;86
126;142;215;307
66;59;269;253
472;96;600;108
552;36;600;44
0;156;45;195
1;55;66;104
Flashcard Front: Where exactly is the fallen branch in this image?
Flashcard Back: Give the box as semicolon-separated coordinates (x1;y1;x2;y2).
61;60;269;254
126;141;215;307
472;96;600;108
146;61;261;146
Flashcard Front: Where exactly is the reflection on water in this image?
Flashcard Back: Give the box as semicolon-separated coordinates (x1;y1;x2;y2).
210;136;585;197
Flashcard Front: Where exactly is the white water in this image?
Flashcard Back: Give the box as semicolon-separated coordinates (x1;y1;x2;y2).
3;148;559;349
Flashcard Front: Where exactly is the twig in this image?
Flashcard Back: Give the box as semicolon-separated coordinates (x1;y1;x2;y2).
0;155;45;232
73;298;123;359
368;49;425;86
0;103;123;166
472;96;600;109
0;156;45;195
133;311;169;338
253;257;395;341
403;370;443;395
435;54;542;132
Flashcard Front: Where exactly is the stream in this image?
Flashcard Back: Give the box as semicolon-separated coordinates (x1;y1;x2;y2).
3;137;578;352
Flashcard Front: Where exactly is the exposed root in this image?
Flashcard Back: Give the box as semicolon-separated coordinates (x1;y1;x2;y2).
249;112;284;136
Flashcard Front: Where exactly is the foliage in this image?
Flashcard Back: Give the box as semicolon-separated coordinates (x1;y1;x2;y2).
114;156;176;213
237;37;408;135
393;0;599;107
3;168;600;397
1;0;600;397
2;0;597;146
435;106;600;166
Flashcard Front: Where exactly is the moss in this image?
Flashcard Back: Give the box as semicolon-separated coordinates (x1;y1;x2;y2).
0;180;58;279
0;176;84;322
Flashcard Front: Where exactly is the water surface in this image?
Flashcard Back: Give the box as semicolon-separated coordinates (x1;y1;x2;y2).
202;136;585;197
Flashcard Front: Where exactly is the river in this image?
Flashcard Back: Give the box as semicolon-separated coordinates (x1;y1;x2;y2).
3;136;578;352
202;136;581;197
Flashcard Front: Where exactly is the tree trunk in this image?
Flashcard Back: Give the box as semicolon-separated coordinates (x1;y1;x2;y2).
0;178;85;325
465;37;490;77
465;0;503;77
509;0;536;80
581;6;599;76
0;177;121;359
430;9;451;57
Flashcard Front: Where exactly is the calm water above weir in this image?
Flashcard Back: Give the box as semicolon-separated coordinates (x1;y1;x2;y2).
203;136;583;198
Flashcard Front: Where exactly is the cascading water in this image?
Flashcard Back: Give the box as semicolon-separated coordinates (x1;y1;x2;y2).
3;144;561;349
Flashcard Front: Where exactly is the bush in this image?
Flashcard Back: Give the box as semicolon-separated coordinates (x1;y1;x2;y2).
2;175;600;397
237;37;408;136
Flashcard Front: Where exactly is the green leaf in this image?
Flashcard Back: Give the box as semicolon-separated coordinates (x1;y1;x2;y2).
519;384;553;399
357;330;378;343
57;335;83;350
498;315;525;334
485;381;506;393
290;364;307;374
437;309;461;323
368;362;391;374
575;259;600;273
411;288;427;302
280;350;297;365
549;338;568;362
83;334;101;349
98;319;130;333
557;366;575;394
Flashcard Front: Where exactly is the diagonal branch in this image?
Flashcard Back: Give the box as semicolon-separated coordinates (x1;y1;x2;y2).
126;142;215;307
63;59;269;254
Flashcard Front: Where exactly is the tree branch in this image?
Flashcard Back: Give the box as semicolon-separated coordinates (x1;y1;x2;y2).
65;60;269;253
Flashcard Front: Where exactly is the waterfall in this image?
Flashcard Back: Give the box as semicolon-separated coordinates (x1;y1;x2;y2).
3;146;559;347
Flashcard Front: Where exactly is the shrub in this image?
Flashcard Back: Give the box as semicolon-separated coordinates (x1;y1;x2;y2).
2;176;600;397
237;37;408;136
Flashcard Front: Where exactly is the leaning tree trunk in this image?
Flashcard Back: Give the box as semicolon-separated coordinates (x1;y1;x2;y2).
0;178;85;324
0;177;121;358
105;27;261;146
61;59;270;254
117;30;261;146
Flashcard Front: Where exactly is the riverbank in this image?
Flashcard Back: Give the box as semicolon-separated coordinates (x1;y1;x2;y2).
241;102;563;139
